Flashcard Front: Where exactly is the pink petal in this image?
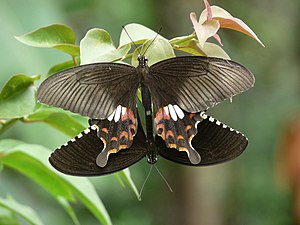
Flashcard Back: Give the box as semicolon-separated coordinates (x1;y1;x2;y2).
203;0;213;21
219;18;265;47
190;12;220;47
200;6;264;46
213;33;223;46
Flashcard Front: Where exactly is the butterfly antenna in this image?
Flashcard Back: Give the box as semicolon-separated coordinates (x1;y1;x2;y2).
122;25;141;55
138;165;154;201
154;164;173;193
143;26;162;56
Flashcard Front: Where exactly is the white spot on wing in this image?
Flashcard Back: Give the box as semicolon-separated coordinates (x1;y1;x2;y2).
168;104;177;121
71;138;76;142
77;133;83;138
209;117;214;122
174;105;184;119
84;128;90;134
163;106;169;115
91;125;97;130
216;120;221;125
122;107;127;116
107;109;115;121
114;105;122;122
200;111;208;119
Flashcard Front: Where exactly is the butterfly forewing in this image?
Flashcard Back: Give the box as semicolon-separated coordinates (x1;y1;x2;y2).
49;121;147;176
156;113;248;166
149;56;255;113
37;63;140;119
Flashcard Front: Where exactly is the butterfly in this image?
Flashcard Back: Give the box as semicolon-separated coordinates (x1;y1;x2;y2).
37;55;254;175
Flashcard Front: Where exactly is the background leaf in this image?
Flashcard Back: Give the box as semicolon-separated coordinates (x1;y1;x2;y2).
25;105;88;137
15;24;80;56
0;196;44;225
171;37;230;59
80;28;130;64
0;139;112;225
0;74;40;118
119;23;163;47
0;208;19;225
131;37;175;66
47;60;79;77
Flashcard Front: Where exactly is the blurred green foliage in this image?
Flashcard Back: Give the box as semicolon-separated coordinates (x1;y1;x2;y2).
0;0;299;225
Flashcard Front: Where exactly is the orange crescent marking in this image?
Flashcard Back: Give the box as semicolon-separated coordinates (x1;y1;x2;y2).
156;123;164;130
119;144;128;149
179;147;188;151
166;130;174;138
111;137;118;141
120;131;128;139
185;125;192;131
108;148;117;155
168;143;177;149
129;124;136;132
101;128;109;134
177;135;184;140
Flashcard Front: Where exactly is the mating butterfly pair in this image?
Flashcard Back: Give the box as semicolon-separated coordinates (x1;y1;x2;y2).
37;55;254;176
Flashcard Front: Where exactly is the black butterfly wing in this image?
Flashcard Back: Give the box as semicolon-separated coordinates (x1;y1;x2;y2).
49;121;147;176
149;56;254;113
37;63;140;119
156;113;248;166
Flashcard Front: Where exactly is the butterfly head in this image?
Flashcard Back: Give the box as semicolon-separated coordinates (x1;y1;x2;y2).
147;153;158;164
138;54;148;67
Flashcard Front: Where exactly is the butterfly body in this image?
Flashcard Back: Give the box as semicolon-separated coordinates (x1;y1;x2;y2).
38;54;255;176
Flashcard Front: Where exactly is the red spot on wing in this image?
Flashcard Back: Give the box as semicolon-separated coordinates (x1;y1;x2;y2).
189;113;196;119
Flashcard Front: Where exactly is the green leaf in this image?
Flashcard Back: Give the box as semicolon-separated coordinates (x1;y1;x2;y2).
0;196;44;225
47;60;79;77
57;197;80;225
115;169;139;199
0;140;75;200
63;177;112;225
171;37;230;59
80;28;130;64
0;207;19;225
132;37;175;67
15;24;80;56
0;74;40;118
25;105;87;137
119;23;163;47
0;139;112;225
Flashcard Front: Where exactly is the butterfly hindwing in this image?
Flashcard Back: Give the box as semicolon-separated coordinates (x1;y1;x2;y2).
90;106;138;167
154;105;202;164
37;63;140;119
156;112;248;166
149;56;255;113
49;119;147;176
